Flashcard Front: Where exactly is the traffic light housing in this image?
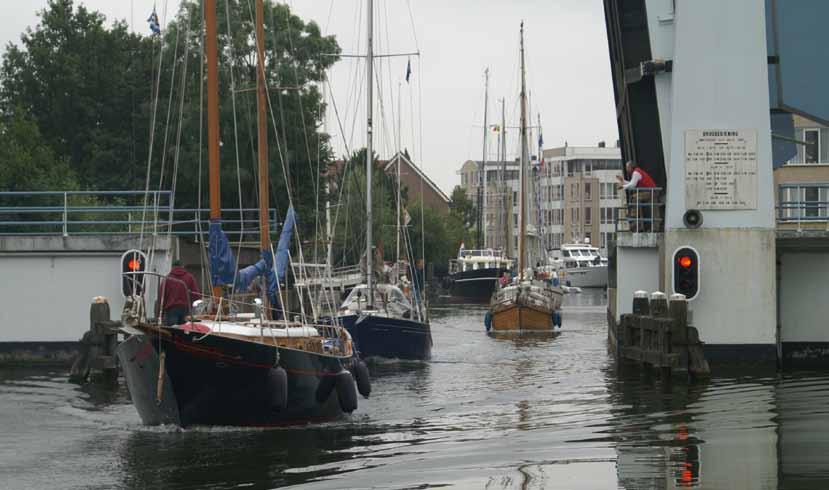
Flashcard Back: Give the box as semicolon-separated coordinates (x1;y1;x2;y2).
673;247;700;300
121;249;147;297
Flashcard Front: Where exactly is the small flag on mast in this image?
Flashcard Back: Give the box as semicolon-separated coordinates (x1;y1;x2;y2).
405;58;412;83
538;132;545;169
147;6;161;35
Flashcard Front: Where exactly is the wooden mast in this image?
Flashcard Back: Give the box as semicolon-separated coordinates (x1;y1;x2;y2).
518;22;528;281
205;0;223;301
255;0;270;254
255;0;271;315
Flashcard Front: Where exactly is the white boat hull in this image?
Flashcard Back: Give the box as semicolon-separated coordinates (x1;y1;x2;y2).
560;266;608;288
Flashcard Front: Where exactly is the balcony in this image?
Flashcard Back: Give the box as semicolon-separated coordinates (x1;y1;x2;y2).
615;188;664;248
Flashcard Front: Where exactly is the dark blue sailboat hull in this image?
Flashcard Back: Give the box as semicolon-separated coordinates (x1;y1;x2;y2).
117;325;350;427
337;314;432;360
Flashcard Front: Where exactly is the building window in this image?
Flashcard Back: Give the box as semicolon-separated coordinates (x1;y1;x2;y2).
600;182;619;200
805;129;820;164
514;213;518;226
600;207;616;224
584;183;592;200
584;207;592;225
779;185;829;220
571;183;579;200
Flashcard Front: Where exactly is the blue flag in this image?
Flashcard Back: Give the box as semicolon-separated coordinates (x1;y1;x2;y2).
147;7;161;35
405;59;412;83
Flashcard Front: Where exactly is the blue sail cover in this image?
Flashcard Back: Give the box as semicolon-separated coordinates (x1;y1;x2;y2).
208;219;237;286
275;206;296;283
236;250;279;307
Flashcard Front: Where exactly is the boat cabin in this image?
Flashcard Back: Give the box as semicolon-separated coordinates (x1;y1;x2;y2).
339;284;413;318
449;248;513;274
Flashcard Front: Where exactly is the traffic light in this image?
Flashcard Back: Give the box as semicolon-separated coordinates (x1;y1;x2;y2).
673;247;699;300
121;249;147;297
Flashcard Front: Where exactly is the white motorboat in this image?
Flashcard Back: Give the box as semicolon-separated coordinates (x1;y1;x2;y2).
549;243;608;288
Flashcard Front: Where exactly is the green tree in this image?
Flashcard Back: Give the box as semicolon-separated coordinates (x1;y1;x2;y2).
449;185;477;246
0;109;78;191
329;148;398;267
0;0;339;239
0;0;153;190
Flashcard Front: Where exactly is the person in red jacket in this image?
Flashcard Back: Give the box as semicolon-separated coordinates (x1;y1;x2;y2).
616;160;657;190
157;260;201;326
616;160;660;231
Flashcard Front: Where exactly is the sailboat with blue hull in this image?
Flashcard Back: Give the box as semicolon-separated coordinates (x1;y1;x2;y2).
336;284;432;360
328;0;432;360
117;0;369;427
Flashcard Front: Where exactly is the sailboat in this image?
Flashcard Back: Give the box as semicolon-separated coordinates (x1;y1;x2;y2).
447;71;514;302
488;23;562;332
333;0;432;360
116;0;369;427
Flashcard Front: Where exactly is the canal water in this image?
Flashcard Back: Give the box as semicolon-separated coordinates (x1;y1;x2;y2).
2;290;829;489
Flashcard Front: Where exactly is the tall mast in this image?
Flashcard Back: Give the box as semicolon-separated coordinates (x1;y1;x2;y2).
255;0;270;258
205;0;222;301
518;22;528;281
396;81;402;282
366;0;375;306
501;97;508;256
480;68;489;249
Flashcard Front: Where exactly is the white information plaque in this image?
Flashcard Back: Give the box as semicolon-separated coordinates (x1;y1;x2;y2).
685;129;758;210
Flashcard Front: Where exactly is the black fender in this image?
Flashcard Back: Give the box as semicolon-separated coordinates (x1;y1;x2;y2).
336;370;358;413
267;366;288;411
352;358;371;399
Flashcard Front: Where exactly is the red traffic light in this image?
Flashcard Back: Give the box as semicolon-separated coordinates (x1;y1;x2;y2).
677;255;693;269
127;258;142;271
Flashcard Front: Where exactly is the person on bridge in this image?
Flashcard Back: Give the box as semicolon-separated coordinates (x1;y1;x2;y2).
616;160;660;232
157;260;200;326
616;160;657;190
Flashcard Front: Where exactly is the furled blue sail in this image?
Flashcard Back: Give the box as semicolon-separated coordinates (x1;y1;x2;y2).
208;219;237;286
235;250;274;293
275;206;296;283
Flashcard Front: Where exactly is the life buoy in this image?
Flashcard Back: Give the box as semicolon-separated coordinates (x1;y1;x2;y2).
484;311;492;332
352;358;371;398
553;310;562;328
267;366;288;411
336;370;358;413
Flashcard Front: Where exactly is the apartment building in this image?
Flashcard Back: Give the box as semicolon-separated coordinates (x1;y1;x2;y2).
775;115;829;230
457;143;624;257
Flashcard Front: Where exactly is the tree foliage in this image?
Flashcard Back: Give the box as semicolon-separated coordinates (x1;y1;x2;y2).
0;0;339;238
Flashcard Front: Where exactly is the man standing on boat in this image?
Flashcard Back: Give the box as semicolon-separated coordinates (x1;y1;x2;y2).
157;260;200;326
616;160;659;231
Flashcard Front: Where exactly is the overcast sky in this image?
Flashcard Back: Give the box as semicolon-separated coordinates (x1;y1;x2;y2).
1;0;618;194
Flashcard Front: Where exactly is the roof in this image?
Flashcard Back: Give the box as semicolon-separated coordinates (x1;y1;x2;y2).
383;152;450;204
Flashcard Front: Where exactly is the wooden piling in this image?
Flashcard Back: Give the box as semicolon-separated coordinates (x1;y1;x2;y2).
69;298;121;384
617;291;710;379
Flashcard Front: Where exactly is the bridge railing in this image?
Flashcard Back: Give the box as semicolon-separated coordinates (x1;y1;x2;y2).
0;190;278;237
615;187;665;234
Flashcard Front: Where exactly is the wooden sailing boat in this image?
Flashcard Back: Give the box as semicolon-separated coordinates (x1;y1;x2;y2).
116;0;369;427
334;0;432;360
488;23;562;332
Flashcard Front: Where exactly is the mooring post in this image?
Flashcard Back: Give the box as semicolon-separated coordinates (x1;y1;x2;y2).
669;293;689;376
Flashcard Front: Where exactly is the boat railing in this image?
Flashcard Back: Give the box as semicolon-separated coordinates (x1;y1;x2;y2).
0;190;278;237
615;187;664;234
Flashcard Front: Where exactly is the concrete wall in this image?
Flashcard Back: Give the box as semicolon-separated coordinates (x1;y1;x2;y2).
0;236;172;342
614;246;660;321
664;229;776;346
779;253;829;343
654;0;777;351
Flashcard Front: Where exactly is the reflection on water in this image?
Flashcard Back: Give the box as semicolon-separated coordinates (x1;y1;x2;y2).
1;290;829;489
